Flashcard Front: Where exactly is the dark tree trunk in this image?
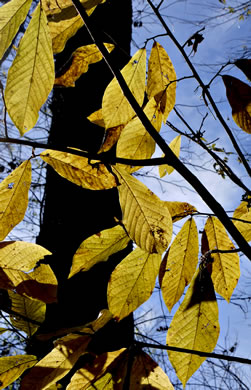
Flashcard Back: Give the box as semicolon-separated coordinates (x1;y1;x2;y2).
30;0;133;358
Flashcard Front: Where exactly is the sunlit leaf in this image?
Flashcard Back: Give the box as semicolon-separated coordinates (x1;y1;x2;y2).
0;355;37;390
0;0;32;61
40;150;117;190
203;216;240;301
108;246;161;321
166;268;219;387
87;108;105;127
165;201;197;222
42;0;104;15
99;125;125;153
20;334;91;389
5;4;54;135
69;225;130;277
8;291;46;336
233;196;251;242
222;75;251;133
55;43;114;87
147;41;176;122
0;160;31;241
102;48;146;128
160;218;198;311
159;135;181;177
113;166;172;254
116;97;162;172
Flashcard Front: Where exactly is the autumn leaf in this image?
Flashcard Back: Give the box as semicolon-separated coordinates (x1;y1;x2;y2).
69;225;130;277
166;268;219;387
116;97;162;172
160;218;198;311
20;334;91;390
8;291;46;336
0;160;31;241
164;201;197;222
108;246;161;321
222;75;251;133
235;59;251;81
159;135;181;177
40;150;117;190
0;0;32;61
147;41;176;121
203;216;240;301
55;43;114;87
42;0;105;15
113;166;172;254
99;124;125;153
0;355;37;390
5;4;54;135
233;196;251;242
87;108;105;127
102;48;146;128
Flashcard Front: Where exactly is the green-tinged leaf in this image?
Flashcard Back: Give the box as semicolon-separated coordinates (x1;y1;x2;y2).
108;247;161;321
233;197;251;242
5;4;54;135
0;0;32;61
222;75;251;133
160;218;198;311
203;217;240;302
21;334;91;390
40;150;117;190
102;48;146;128
113;167;172;254
166;268;219;387
42;0;104;15
0;160;31;241
69;225;130;277
159;135;181;177
116;97;162;173
147;41;176;122
164;201;197;222
55;43;114;87
0;355;37;390
8;291;46;336
0;328;8;335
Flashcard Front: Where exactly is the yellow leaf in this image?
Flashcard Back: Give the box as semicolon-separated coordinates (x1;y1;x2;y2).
108;246;161;321
160;218;198;311
69;225;130;277
87;108;105;127
0;0;32;61
166;268;219;387
159;135;181;177
42;0;104;15
8;291;46;336
233;197;251;242
147;41;176;122
116;97;162;173
204;216;240;301
222;75;251;133
0;160;31;241
55;43;114;87
99;124;125;153
113;166;172;254
0;355;37;390
0;328;8;335
102;48;146;128
21;334;91;390
165;201;197;222
40;150;117;190
5;4;54;135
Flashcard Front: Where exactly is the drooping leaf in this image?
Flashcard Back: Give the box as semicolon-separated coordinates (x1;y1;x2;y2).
203;216;240;301
166;268;219;387
55;43;114;87
8;291;46;336
0;160;31;241
159;135;181;177
147;41;176;122
165;201;197;222
102;48;146;128
108;246;161;321
40;150;117;190
233;196;251;242
5;4;54;135
116;97;162;172
0;0;32;61
20;334;91;390
159;218;198;311
69;225;130;277
0;355;37;390
222;75;251;133
113;166;172;254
